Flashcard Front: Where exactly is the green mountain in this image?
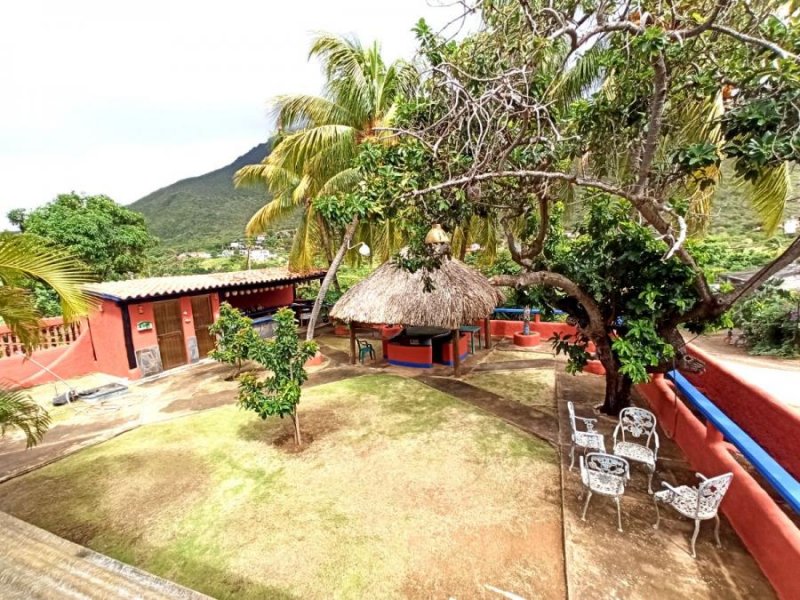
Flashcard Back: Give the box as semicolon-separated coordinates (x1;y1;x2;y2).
129;141;293;251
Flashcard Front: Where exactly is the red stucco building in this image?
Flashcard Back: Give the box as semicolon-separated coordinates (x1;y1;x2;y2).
1;268;324;386
83;268;325;379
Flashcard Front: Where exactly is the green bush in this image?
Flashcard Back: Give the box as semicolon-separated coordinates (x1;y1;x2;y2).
731;282;800;357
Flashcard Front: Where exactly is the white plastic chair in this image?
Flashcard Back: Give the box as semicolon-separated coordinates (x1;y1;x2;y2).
653;472;733;558
612;406;659;493
567;401;606;471
579;452;630;532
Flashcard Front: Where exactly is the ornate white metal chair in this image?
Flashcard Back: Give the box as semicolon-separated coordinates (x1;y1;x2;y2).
653;472;733;558
567;401;605;471
612;407;659;493
579;452;630;532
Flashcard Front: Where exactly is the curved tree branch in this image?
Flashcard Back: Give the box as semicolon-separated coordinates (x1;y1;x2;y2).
490;271;605;338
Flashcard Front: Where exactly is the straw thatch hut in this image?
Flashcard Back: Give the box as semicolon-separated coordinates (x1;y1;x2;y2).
330;255;502;375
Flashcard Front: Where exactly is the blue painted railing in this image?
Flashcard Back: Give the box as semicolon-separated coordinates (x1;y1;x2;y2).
667;370;800;515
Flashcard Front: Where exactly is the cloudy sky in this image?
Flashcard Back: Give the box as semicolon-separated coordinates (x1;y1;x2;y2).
0;0;471;227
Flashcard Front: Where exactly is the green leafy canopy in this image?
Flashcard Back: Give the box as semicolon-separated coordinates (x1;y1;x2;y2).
238;308;318;421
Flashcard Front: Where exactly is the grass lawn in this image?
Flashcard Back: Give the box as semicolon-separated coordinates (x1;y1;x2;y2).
0;373;563;599
465;369;556;416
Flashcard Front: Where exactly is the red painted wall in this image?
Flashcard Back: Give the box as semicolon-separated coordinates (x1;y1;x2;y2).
0;320;98;387
488;317;577;339
637;375;800;600
128;302;157;352
684;344;800;482
179;297;195;362
89;300;138;379
440;333;470;365
210;292;221;320
386;343;433;367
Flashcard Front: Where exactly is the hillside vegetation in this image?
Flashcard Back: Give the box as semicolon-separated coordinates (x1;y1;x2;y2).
129;141;299;251
689;169;800;275
709;169;800;238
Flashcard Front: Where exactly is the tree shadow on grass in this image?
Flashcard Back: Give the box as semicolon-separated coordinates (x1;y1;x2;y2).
237;408;342;454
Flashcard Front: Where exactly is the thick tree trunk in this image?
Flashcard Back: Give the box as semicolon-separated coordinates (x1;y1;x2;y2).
305;216;360;341
595;337;632;415
601;365;633;416
291;410;302;446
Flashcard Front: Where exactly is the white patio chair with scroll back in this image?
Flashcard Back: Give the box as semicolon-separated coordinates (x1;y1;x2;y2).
567;401;605;471
612;406;659;493
653;472;733;558
579;452;631;532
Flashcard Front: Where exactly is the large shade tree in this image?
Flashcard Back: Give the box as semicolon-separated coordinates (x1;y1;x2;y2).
359;0;800;413
234;34;418;339
0;233;93;446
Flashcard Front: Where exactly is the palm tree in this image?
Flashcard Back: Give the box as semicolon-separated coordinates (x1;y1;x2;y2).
235;33;417;339
0;232;93;447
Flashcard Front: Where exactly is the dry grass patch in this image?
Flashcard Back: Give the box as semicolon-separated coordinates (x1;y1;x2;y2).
466;368;556;416
485;348;556;363
0;374;563;600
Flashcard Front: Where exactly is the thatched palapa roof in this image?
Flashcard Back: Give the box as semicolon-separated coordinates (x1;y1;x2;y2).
330;256;502;329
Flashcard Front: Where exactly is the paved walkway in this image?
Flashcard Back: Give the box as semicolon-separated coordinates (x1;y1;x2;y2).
692;333;800;412
0;511;210;599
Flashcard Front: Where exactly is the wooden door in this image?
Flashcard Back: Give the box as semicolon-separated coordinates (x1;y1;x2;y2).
191;295;216;357
153;299;186;370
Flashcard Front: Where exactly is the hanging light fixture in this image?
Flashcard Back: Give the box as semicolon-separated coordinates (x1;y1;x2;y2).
424;223;450;245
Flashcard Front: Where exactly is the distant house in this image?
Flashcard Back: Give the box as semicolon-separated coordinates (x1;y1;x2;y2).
82;268;325;378
249;249;274;262
177;251;212;259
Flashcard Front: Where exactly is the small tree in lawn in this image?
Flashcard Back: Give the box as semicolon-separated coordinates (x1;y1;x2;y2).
209;302;260;379
238;308;318;446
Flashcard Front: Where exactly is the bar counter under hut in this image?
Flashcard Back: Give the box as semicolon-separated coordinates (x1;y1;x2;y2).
383;326;470;368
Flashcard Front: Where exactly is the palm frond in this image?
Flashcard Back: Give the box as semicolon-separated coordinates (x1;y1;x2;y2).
0;233;94;329
0;385;51;448
246;195;303;237
0;287;40;348
269;125;357;178
471;215;499;266
288;208;322;273
748;163;791;235
272;94;356;130
233;162;299;197
317;167;361;198
310;33;372;124
547;43;609;108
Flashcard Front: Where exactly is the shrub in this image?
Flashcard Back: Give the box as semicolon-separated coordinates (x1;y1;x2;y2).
731;282;800;357
208;303;261;377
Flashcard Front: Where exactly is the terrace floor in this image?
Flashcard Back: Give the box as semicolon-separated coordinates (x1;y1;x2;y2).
0;331;777;598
